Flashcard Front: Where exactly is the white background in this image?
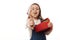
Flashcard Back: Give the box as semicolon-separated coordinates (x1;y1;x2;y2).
0;0;60;40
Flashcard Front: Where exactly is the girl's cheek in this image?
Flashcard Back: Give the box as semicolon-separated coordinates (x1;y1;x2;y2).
30;10;33;13
37;10;39;13
37;11;39;15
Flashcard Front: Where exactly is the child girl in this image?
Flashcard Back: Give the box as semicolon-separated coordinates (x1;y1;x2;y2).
26;3;53;40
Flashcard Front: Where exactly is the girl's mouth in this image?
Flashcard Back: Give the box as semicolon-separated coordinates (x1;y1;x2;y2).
34;12;37;14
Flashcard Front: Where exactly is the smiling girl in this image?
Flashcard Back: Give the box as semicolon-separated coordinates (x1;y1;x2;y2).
26;3;53;40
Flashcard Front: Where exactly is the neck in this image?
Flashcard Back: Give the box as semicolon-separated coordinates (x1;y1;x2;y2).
33;17;38;20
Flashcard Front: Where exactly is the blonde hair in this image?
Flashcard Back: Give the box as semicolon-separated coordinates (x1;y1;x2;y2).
27;3;43;21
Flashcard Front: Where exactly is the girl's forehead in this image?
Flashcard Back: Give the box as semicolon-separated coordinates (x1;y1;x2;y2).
30;5;39;8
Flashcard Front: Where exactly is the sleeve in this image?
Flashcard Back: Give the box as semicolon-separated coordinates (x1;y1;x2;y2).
26;19;32;38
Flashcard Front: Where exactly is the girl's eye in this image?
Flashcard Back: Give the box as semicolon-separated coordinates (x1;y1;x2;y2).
36;8;39;10
31;8;39;10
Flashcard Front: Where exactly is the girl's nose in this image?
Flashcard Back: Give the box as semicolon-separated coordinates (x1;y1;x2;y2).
34;9;36;11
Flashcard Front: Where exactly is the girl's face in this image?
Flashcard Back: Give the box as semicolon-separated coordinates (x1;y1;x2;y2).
30;5;40;19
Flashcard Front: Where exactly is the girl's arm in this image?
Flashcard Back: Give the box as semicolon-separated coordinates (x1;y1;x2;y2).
26;18;35;38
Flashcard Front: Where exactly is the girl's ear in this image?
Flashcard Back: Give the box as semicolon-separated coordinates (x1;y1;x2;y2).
27;11;30;16
27;12;28;15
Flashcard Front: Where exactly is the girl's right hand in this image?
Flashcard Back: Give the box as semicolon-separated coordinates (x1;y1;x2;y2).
28;18;35;30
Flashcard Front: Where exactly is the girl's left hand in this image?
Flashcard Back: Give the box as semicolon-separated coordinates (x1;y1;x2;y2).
48;22;53;27
45;22;53;35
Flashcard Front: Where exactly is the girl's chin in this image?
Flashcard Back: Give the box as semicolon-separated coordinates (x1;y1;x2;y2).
34;16;38;17
33;16;38;19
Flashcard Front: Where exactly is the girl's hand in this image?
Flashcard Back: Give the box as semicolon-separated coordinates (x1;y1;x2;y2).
48;22;53;27
28;18;35;30
45;22;53;35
